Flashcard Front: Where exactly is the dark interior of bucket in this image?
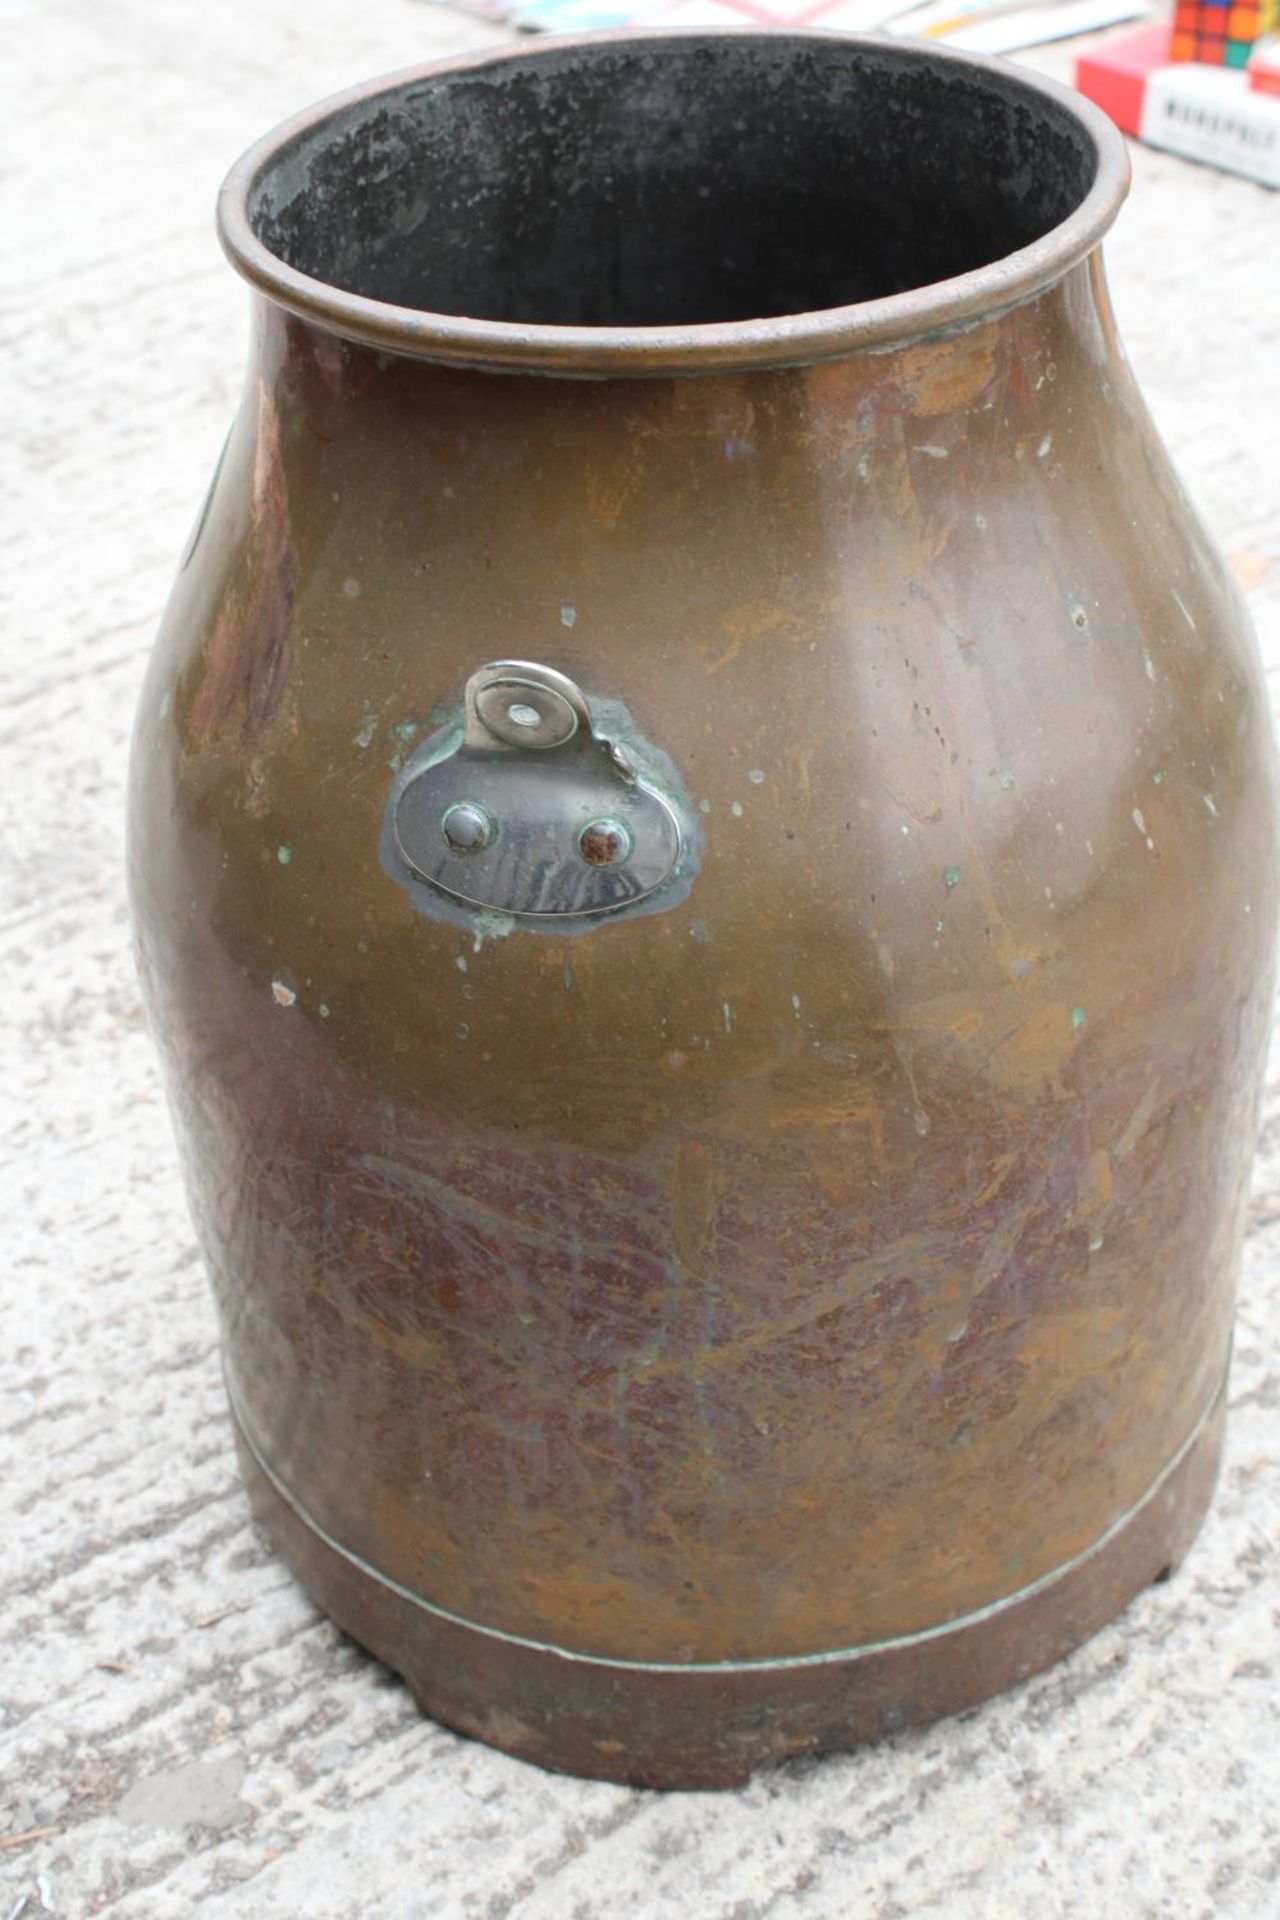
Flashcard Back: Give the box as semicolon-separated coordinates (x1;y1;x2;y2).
248;38;1097;328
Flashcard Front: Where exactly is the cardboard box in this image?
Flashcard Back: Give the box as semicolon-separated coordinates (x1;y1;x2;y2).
1076;21;1280;183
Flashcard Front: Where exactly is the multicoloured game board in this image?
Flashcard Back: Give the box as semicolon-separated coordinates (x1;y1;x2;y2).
439;0;1148;46
448;0;923;32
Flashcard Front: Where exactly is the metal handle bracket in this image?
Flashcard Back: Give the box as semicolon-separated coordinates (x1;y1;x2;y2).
392;661;684;919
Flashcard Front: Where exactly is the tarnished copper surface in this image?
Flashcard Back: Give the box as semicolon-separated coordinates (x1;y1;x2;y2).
130;31;1279;1785
231;1368;1227;1788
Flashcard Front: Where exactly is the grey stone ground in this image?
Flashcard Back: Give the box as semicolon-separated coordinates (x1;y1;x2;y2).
3;1;1279;1913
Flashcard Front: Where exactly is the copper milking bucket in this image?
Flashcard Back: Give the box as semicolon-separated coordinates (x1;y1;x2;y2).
129;31;1279;1786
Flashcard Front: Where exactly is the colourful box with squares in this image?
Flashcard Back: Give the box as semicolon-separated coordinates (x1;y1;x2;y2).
1171;0;1279;67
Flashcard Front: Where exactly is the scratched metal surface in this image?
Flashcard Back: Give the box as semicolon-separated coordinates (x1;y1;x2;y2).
2;1;1279;1913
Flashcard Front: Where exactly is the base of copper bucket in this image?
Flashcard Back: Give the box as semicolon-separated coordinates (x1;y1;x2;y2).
232;1376;1225;1789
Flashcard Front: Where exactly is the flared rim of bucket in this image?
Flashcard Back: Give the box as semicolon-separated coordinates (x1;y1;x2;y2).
216;27;1130;377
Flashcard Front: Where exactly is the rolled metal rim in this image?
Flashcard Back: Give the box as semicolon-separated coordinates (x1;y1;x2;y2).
216;27;1131;377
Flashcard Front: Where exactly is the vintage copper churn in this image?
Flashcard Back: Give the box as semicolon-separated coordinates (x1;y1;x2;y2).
129;30;1279;1786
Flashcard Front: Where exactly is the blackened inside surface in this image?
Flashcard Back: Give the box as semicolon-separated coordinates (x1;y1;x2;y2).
248;39;1097;327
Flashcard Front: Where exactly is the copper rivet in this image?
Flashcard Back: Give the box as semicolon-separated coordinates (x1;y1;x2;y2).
578;818;632;868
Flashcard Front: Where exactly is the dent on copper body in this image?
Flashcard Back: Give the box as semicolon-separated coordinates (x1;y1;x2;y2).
129;31;1279;1787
